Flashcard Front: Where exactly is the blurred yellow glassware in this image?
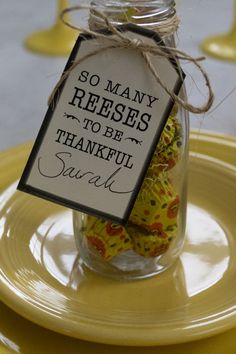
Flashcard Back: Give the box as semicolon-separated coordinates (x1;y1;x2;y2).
201;1;236;61
24;0;78;56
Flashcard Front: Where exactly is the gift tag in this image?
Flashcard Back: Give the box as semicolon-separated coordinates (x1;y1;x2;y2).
18;24;184;224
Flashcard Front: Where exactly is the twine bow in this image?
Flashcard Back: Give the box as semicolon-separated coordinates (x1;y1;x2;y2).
49;5;214;114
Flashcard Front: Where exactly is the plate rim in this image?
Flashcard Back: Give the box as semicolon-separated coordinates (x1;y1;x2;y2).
0;132;236;346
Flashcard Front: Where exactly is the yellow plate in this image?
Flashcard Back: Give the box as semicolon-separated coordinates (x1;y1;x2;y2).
0;132;236;352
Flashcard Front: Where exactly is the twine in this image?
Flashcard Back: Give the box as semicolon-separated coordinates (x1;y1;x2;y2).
48;5;214;114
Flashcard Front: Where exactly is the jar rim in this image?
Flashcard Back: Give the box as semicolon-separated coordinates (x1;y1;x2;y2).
92;0;175;9
90;0;177;33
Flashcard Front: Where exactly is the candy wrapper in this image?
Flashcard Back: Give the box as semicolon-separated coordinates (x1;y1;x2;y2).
84;111;182;260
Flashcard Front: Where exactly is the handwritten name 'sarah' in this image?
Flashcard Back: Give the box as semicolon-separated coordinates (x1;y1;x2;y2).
37;151;133;194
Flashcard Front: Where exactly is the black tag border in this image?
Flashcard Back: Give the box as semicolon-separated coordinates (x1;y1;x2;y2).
18;23;185;225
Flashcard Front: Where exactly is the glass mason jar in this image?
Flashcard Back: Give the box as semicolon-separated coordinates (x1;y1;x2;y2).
73;0;189;280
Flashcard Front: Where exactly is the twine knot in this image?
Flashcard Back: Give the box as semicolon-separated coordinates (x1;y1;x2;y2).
130;38;143;49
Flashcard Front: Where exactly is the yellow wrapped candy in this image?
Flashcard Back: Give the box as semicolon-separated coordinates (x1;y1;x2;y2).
130;176;180;231
83;107;182;261
84;176;180;260
127;224;170;258
147;113;182;176
85;217;132;261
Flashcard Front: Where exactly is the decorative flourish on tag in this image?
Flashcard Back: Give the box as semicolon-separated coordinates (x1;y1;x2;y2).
125;137;143;146
63;112;80;124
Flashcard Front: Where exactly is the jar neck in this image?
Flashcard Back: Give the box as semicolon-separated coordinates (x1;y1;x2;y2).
90;0;176;35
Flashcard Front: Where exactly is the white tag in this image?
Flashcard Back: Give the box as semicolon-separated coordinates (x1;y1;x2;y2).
18;24;184;224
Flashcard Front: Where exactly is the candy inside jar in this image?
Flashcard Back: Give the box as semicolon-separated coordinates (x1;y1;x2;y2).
73;105;188;279
72;0;189;280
